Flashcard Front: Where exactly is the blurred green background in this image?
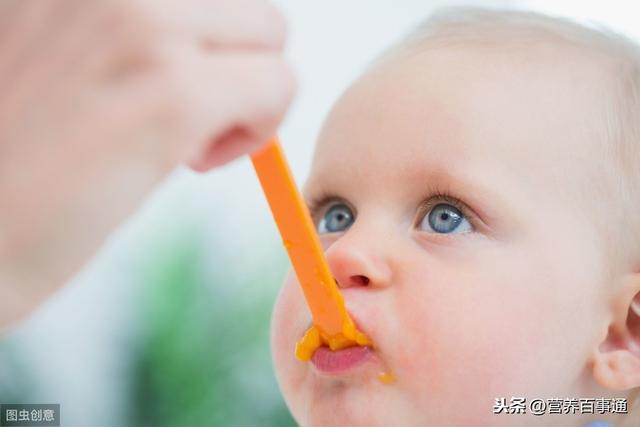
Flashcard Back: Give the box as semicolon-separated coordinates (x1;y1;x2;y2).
127;231;295;427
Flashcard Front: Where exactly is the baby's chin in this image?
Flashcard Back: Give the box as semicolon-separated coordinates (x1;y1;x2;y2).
288;376;404;427
274;343;415;426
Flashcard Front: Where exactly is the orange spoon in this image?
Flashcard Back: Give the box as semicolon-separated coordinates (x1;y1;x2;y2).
251;137;371;360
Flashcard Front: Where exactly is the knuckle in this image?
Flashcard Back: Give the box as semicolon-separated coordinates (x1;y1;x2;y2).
104;0;167;49
253;0;288;50
98;1;162;69
147;65;197;134
265;3;288;49
103;0;148;35
259;58;296;120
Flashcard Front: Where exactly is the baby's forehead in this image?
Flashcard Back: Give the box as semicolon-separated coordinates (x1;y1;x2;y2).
322;47;606;152
309;45;614;211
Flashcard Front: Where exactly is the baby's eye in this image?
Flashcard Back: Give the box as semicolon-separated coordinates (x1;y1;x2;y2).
317;203;354;234
418;203;472;234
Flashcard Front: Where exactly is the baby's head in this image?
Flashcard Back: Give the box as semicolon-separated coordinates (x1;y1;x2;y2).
271;8;640;426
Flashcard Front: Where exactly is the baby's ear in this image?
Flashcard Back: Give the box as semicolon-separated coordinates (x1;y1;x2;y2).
591;272;640;391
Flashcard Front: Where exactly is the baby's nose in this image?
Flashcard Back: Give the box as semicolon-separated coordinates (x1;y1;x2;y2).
334;273;370;289
325;233;392;290
343;274;370;287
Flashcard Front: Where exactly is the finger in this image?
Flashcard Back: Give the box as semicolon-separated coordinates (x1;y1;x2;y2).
101;44;295;170
139;0;288;50
178;50;296;170
0;1;57;86
190;124;271;171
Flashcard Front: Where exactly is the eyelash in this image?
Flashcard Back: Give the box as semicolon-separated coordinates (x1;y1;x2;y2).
414;191;476;230
307;194;352;223
307;187;479;232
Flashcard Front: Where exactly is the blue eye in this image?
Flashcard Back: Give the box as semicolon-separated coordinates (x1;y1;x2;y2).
419;203;471;234
318;203;354;233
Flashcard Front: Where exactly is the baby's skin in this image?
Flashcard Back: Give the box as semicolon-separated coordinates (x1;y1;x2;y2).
271;40;640;426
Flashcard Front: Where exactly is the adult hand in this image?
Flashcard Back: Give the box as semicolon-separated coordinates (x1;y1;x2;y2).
0;0;295;327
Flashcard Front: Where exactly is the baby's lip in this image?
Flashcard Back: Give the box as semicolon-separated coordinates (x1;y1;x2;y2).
311;346;373;374
307;311;384;377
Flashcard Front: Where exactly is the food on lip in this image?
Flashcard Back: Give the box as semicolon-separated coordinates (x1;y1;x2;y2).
252;137;372;357
296;323;371;361
377;371;396;384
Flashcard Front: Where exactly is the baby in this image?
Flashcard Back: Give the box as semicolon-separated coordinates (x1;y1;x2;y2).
270;7;640;427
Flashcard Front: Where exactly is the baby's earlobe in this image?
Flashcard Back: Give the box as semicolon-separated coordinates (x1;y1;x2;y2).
592;350;640;390
591;275;640;391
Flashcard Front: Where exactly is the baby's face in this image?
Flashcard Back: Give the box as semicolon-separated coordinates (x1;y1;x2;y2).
272;47;618;426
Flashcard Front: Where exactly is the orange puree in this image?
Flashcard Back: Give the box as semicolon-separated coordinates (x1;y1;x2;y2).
377;371;396;384
251;138;372;357
295;324;371;361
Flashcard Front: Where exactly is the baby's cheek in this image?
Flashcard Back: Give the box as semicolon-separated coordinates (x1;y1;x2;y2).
270;274;311;419
391;269;545;405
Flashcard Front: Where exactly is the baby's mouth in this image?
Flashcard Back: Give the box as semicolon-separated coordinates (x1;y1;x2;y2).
297;314;394;382
311;345;373;374
294;308;372;363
